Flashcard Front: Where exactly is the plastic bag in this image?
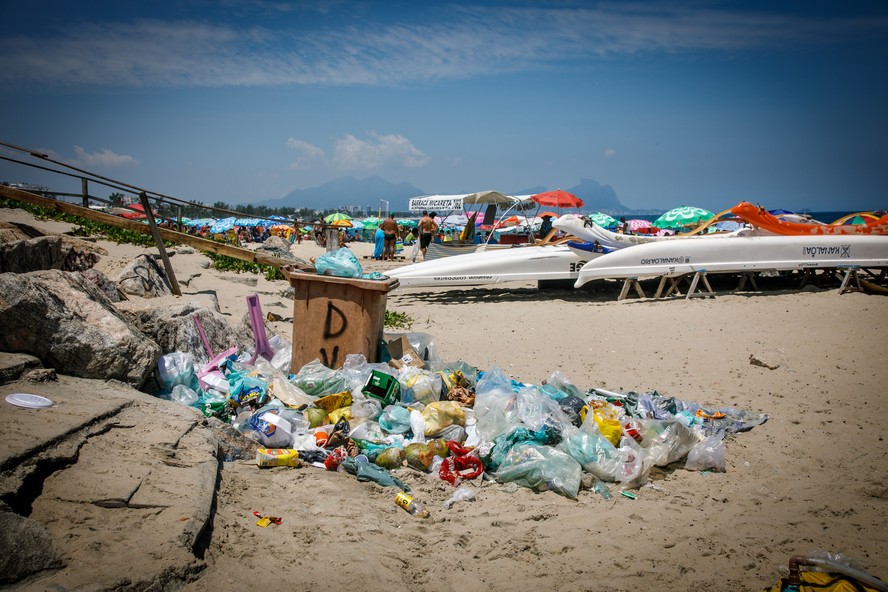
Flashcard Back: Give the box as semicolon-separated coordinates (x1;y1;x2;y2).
227;372;270;409
386;332;441;364
557;424;642;483
315;247;363;278
399;367;443;406
291;359;348;397
543;370;585;400
685;434;726;472
237;401;308;448
496;443;582;500
473;367;519;441
171;384;200;406
516;385;571;433
421;401;466;437
443;486;477;509
379;405;412;434
157;352;201;391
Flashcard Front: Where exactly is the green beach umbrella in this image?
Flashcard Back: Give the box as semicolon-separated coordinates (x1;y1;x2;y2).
653;206;714;230
324;212;353;224
588;212;618;228
362;216;381;228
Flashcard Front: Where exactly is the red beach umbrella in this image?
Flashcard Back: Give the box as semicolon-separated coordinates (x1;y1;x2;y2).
530;190;584;209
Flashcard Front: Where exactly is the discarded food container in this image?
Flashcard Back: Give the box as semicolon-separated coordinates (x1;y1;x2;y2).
281;266;399;372
362;370;400;406
256;448;301;467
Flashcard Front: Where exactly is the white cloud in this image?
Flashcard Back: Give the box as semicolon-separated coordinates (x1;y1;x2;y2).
0;6;883;88
604;148;616;159
73;146;138;167
286;138;325;169
332;132;430;170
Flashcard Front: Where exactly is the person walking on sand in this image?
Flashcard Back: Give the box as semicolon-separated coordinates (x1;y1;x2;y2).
418;211;438;259
381;213;398;261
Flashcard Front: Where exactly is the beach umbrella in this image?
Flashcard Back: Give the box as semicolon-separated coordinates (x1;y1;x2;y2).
269;215;289;221
329;218;353;227
350;219;364;229
538;211;560;219
531;189;584;208
362;216;381;229
324;212;353;224
713;220;744;231
843;215;867;225
653;206;714;230
767;208;795;215
588;212;618;228
209;217;236;234
627;218;653;232
442;213;469;227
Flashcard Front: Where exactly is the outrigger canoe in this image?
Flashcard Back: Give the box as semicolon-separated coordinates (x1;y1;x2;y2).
731;202;888;235
574;234;888;287
387;244;598;288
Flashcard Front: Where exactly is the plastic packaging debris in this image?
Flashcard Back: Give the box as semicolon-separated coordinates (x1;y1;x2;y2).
315;247;363;278
496;443;582;500
439;441;483;485
237;402;308;448
379;405;412;434
290;359;347;397
253;511;282;527
395;491;430;518
684;434;727;472
473;367;519;441
256;448;301;467
421;401;466;436
443;486;477;509
171;384;200;406
157;352;201;391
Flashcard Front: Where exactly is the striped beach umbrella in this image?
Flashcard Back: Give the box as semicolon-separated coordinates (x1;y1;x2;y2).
588;212;618;228
653;206;714;230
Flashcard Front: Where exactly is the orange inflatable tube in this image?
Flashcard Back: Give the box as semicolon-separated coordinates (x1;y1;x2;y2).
731;202;888;235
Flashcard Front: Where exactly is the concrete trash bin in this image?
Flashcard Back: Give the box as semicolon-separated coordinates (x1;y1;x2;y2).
281;266;399;372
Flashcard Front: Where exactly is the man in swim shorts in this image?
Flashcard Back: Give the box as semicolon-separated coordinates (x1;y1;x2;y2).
418;211;439;258
381;213;398;261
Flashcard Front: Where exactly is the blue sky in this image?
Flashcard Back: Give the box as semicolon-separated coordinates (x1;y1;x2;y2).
1;0;886;212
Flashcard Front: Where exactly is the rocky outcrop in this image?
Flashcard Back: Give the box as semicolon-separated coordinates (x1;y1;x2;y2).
0;235;100;273
0;270;160;387
116;295;253;364
116;254;173;298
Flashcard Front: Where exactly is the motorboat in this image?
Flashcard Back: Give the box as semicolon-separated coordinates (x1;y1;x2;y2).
387;244;599;288
574;234;888;287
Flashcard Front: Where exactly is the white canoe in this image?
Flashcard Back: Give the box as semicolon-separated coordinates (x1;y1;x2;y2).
554;214;757;250
574;234;888;287
387;244;598;288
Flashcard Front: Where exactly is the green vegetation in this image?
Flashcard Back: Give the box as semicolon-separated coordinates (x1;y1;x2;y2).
384;309;414;330
206;253;284;281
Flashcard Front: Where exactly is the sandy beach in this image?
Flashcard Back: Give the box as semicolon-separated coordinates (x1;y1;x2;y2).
2;207;887;591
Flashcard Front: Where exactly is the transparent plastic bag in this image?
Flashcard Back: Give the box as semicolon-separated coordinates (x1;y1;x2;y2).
516;385;571;433
684;434;726;472
379;405;412;434
557;424;642;483
237;401;308;448
315;247;363;278
496;443;582;500
157;352;200;391
342;354;396;393
473;367;519;441
291;359;348;397
399;367;442;406
386;332;441;364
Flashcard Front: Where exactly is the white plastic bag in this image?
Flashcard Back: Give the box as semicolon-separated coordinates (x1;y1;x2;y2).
684;434;727;472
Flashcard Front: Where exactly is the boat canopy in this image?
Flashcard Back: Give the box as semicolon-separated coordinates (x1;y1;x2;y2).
408;190;521;212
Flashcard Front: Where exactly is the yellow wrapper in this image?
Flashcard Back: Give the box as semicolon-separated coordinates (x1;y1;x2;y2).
256;448;301;467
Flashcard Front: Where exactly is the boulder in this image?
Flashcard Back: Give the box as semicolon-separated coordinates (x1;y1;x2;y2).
116;254;173;298
0;510;64;584
0;270;160;387
116;295;253;364
0;235;100;273
0;220;44;243
82;268;122;302
255;235;311;266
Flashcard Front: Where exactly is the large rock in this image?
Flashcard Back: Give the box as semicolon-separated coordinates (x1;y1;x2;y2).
116;253;173;298
255;235;311;266
116;295;253;364
0;270;160;386
0;510;64;584
0;235;100;273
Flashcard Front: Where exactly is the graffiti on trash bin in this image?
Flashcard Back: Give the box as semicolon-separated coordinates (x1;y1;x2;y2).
319;302;348;367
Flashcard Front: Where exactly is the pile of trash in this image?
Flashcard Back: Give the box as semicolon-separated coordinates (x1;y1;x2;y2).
154;331;768;503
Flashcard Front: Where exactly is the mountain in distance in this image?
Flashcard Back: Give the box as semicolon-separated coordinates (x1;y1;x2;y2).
257;175;425;211
513;179;627;212
261;175;646;214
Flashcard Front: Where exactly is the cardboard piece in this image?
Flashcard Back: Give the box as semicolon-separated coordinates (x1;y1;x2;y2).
387;336;426;370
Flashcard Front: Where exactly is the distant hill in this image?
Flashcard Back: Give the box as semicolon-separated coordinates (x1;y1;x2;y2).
257;175;425;211
260;175;635;213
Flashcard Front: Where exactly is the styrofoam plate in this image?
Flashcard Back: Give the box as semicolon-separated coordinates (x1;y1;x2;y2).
5;393;54;408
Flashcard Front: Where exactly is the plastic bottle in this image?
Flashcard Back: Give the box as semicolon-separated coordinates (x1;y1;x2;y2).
394;491;430;519
171;384;199;406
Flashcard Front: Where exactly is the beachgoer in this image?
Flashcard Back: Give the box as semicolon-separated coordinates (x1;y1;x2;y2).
373;227;385;260
418;211;438;258
539;214;553;238
619;217;629;234
404;227;416;245
593;240;604;253
381;213;398;261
